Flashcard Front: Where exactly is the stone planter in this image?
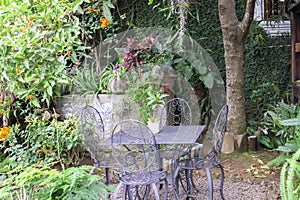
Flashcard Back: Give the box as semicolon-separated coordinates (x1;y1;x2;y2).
54;94;132;133
248;135;258;151
221;132;235;154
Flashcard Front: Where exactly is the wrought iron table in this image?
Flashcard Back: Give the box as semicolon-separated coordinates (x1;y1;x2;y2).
155;125;205;144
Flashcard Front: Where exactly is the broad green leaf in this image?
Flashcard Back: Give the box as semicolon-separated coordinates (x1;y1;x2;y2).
259;135;274;149
279;118;300;126
30;97;41;108
46;86;53;97
103;1;114;21
202;73;214;89
72;0;84;14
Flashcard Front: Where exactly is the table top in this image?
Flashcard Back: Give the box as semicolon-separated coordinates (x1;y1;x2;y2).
107;125;205;145
155;125;205;144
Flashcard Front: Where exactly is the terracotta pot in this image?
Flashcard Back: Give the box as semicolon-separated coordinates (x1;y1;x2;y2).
163;84;170;93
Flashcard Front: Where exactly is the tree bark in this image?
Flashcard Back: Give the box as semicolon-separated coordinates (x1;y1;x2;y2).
218;0;255;150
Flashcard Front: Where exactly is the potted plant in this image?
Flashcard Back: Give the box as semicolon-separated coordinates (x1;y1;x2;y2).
121;74;168;128
146;90;169;133
100;63;128;94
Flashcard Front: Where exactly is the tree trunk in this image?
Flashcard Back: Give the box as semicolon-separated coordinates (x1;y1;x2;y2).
218;0;256;151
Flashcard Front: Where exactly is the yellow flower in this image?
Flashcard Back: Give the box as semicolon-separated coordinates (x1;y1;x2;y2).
185;3;191;8
37;148;45;153
100;18;109;28
87;7;94;14
15;68;21;75
0;126;10;141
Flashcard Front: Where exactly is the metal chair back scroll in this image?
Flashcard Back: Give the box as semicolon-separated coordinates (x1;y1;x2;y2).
111;119;168;200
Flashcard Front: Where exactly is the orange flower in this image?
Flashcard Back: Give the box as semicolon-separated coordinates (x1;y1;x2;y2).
100;18;109;28
29;16;34;21
66;51;71;57
0;126;10;141
28;95;34;100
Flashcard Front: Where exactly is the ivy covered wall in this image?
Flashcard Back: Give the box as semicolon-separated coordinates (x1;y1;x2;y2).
116;0;291;121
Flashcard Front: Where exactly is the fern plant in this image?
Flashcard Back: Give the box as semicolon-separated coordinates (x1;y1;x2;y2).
280;148;300;200
0;165;113;200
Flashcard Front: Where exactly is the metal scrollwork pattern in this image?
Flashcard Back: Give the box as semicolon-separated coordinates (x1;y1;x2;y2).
80;106;112;167
111;119;169;199
159;98;192;128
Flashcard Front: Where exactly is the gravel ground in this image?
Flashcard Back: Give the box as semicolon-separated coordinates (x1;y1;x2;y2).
108;171;281;200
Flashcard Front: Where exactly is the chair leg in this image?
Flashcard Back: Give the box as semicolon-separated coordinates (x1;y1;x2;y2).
105;167;110;185
206;168;213;200
185;169;192;197
151;183;160;200
113;182;123;200
163;178;169;200
219;164;225;200
127;185;133;200
190;170;201;193
173;166;181;200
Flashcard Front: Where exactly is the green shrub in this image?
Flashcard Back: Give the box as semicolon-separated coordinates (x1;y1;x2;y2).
1;115;85;170
260;102;300;149
0;165;113;200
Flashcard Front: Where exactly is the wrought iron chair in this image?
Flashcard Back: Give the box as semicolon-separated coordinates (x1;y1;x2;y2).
158;98;193;170
111;119;168;200
79;105;112;185
173;105;228;200
159;97;192;128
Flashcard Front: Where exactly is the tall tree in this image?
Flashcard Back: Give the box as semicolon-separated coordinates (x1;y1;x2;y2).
218;0;256;151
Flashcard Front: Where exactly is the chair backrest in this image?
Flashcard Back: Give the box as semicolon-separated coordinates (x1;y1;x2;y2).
210;105;228;159
111;120;157;174
80;105;107;163
159;98;192;128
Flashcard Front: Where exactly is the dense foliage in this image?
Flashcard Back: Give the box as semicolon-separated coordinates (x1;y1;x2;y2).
118;0;291;122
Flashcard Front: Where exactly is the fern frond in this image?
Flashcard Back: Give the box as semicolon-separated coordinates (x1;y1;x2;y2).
287;149;300;200
281;149;300;200
280;161;288;200
267;154;289;168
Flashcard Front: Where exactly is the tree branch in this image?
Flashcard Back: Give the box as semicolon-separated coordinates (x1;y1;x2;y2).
240;0;256;38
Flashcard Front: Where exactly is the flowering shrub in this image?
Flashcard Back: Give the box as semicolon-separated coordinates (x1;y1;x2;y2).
2;115;85;169
0;0;85;110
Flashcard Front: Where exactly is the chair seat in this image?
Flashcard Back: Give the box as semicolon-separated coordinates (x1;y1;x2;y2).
176;157;219;170
119;170;167;185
